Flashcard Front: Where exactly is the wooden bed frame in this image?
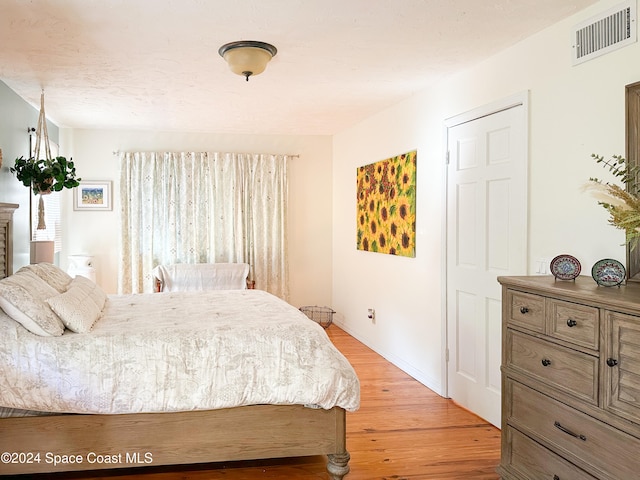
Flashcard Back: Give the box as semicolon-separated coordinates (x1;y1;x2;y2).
0;202;351;479
0;405;350;477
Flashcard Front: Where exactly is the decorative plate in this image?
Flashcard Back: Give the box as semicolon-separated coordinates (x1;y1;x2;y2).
591;259;626;287
550;255;581;280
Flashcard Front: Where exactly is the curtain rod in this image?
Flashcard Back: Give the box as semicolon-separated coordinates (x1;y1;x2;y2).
113;151;299;158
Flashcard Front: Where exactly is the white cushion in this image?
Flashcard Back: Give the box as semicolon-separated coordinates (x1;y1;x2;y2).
19;263;72;293
71;275;107;310
47;280;102;333
0;270;64;336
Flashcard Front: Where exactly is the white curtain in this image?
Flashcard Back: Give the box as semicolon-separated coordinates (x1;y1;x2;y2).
119;151;289;299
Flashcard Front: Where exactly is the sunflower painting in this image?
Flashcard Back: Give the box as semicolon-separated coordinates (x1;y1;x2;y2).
356;150;416;257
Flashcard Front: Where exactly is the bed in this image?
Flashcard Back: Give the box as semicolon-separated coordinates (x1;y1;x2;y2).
0;203;359;478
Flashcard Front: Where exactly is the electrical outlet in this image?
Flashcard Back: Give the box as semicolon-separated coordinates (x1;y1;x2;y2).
367;308;375;323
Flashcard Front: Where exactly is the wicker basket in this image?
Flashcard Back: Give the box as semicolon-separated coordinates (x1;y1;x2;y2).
299;305;334;329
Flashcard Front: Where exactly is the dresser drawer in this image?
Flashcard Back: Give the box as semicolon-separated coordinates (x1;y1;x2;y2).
507;380;640;480
506;330;598;405
508;290;545;333
547;299;599;350
505;426;596;480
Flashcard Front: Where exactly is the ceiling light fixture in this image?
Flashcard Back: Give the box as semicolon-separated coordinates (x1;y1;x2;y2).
218;40;277;81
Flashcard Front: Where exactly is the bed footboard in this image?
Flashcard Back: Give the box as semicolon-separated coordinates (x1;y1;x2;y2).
0;405;349;476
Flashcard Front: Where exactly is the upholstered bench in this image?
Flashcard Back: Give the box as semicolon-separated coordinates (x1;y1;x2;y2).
152;263;252;292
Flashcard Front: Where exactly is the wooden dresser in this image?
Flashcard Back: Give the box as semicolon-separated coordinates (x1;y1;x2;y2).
498;275;640;480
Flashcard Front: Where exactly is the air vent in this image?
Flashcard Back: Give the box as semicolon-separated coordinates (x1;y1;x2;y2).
572;0;637;65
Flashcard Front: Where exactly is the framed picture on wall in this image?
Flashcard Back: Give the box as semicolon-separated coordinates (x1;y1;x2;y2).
73;180;113;211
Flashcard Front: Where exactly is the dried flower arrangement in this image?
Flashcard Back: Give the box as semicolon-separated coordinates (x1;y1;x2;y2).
588;153;640;248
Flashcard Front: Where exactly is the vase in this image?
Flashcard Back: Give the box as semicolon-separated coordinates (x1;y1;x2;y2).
68;255;96;282
34;178;53;195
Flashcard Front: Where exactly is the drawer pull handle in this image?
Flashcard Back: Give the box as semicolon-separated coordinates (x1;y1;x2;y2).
607;358;618;367
520;306;529;314
541;358;552;367
566;318;577;327
554;476;560;480
554;421;586;441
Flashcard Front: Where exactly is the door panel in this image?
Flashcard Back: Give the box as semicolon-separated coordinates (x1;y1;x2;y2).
457;182;478;267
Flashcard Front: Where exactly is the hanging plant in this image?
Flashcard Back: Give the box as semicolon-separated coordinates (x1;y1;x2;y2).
9;91;81;195
11;155;80;194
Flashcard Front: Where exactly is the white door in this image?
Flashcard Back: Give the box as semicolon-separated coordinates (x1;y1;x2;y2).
445;98;528;427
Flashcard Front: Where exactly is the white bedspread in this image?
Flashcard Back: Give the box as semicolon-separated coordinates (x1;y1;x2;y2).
0;290;360;414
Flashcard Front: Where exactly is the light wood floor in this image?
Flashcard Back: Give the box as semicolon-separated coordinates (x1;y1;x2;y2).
22;325;501;480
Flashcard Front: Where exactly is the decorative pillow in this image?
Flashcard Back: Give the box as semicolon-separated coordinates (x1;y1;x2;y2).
71;275;107;311
47;281;102;333
0;270;65;336
19;263;72;293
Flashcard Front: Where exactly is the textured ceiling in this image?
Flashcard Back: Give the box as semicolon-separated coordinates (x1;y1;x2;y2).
0;0;599;135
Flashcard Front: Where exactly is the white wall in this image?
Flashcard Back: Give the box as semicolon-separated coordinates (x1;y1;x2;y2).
59;129;333;309
332;0;639;395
